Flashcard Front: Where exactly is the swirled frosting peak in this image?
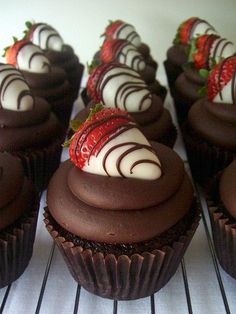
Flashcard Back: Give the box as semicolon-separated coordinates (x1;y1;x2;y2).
100;39;146;72
87;63;152;112
6;39;51;74
103;20;141;47
69;106;162;180
26;22;64;52
207;56;236;104
0;63;34;111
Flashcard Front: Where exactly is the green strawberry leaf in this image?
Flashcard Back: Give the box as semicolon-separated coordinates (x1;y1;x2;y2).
187;38;197;63
70;118;82;132
199;69;209;79
87;103;104;121
62;136;74;148
25;20;33;29
198;86;207;97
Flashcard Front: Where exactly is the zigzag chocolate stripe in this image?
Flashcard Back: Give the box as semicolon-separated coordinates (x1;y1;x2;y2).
0;64;34;111
35;23;62;50
103;141;161;177
99;67;152;111
190;19;216;38
116;24;140;45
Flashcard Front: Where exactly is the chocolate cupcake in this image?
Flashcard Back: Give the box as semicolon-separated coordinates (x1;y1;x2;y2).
24;21;84;100
207;160;236;279
164;17;217;95
5;39;74;130
0;63;64;190
82;38;166;105
182;56;236;185
0;152;39;288
97;19;157;70
45;107;200;300
173;34;235;125
75;63;176;147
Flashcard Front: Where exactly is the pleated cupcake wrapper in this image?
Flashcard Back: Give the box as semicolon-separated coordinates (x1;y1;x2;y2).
163;59;183;97
208;204;236;279
44;210;200;300
0;198;39;288
182;124;235;187
14;136;63;191
172;93;193;127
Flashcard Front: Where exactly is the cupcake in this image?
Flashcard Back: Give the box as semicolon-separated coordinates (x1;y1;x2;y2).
164;17;217;95
82;38;166;105
207;160;236;279
182;56;236;185
97;19;157;70
45;106;200;300
75;63;176;147
0;63;64;190
0;152;39;288
5;38;74;130
173;34;235;125
24;21;84;100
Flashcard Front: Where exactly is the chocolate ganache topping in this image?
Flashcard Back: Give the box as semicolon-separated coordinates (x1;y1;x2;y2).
0;65;62;151
219;160;236;219
0;152;34;230
47;142;194;244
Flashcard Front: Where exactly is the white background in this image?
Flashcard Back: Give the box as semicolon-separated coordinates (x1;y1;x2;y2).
0;0;235;70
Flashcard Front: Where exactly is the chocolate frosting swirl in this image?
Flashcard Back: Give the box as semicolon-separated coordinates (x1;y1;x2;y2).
188;98;236;150
166;44;189;67
47;143;194;244
76;95;175;143
0;152;34;230
0;97;62;151
219;160;236;219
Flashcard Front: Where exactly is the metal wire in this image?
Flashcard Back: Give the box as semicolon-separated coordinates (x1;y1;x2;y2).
150;294;155;314
0;285;11;314
113;300;118;314
181;259;193;314
73;284;81;314
35;242;56;314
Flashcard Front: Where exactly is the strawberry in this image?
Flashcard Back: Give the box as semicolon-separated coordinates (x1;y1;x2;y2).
23;21;38;40
102;20;124;38
4;38;30;67
174;17;198;45
192;35;220;69
100;39;128;63
207;56;236;101
87;62;119;102
69;106;133;169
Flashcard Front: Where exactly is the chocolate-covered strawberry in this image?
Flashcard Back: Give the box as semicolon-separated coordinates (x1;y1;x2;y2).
69;105;162;180
207;56;236;103
4;37;74;129
190;34;235;70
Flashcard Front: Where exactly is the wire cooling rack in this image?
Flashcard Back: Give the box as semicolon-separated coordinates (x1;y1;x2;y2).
1;80;236;314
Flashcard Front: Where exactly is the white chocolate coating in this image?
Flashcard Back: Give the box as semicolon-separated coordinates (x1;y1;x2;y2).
210;38;235;66
113;24;141;47
213;77;236;104
83;127;162;180
100;66;152;112
17;43;51;73
31;23;64;51
0;64;34;111
191;20;217;39
118;43;145;71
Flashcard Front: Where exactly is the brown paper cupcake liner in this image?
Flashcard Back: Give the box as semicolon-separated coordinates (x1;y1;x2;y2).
0;195;39;288
44;208;200;300
13;136;63;191
171;92;194;126
208;204;236;279
182;123;235;187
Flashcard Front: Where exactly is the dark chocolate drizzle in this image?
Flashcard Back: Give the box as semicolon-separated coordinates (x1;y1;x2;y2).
36;24;62;50
231;67;236;104
190;19;215;39
212;38;224;61
0;66;34;110
97;65;151;111
116;24;140;45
